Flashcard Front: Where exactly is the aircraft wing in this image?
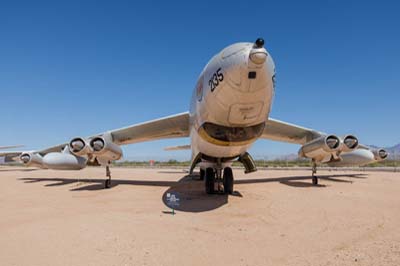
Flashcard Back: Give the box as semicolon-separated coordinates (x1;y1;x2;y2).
108;112;190;145
0;112;191;159
357;144;371;150
164;145;191;151
261;118;324;144
0;151;24;162
0;145;25;162
0;145;24;150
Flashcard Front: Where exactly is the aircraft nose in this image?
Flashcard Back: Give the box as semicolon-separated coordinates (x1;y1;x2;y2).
249;38;267;64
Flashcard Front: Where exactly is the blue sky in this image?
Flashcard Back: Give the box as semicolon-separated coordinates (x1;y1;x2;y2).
0;1;399;160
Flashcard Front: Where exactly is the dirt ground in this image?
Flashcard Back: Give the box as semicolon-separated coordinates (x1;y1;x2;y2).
0;166;399;266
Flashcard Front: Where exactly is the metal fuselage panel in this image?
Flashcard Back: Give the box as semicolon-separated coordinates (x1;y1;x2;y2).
189;42;275;160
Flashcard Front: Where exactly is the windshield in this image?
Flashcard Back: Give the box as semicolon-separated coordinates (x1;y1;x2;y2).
201;122;265;143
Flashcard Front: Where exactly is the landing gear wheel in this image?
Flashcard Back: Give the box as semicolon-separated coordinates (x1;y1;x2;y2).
311;160;318;186
205;168;215;194
105;179;111;189
223;167;234;194
199;169;205;181
312;176;318;185
104;165;112;189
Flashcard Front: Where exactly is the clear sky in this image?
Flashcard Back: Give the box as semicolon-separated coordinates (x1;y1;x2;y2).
0;1;399;160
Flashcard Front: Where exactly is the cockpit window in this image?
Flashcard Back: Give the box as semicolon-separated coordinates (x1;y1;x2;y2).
201;122;265;143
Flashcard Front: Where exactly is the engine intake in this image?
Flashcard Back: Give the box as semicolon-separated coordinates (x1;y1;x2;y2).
372;148;388;161
341;135;359;152
69;137;92;156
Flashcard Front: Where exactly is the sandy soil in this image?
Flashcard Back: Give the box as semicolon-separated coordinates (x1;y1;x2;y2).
0;166;399;266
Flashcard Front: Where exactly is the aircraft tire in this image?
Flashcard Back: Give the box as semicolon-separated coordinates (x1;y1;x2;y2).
105;179;111;189
205;168;215;194
223;167;234;194
199;168;205;181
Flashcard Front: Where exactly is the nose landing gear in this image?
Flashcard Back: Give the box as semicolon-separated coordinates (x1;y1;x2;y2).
223;167;234;194
199;168;205;181
204;166;234;195
205;168;215;194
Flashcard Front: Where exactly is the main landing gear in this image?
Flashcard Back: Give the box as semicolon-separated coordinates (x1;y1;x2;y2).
105;165;112;189
312;160;318;185
204;166;234;195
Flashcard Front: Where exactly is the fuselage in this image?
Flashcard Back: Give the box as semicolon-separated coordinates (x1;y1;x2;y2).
189;42;275;161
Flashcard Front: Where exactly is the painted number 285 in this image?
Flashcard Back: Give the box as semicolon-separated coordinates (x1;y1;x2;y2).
209;68;224;92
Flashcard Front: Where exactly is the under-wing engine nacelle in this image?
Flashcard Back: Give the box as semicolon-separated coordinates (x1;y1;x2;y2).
372;148;388;161
298;135;341;161
20;152;46;168
340;135;359;152
89;134;122;165
69;137;93;156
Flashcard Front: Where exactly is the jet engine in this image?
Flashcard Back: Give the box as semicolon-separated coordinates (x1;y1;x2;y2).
89;133;122;165
20;152;45;168
69;137;92;156
340;135;359;152
298;135;341;161
372;148;388;161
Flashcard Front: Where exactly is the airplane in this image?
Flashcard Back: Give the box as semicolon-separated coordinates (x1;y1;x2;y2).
0;38;388;194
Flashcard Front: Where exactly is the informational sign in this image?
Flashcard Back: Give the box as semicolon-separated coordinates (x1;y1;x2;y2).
166;192;180;214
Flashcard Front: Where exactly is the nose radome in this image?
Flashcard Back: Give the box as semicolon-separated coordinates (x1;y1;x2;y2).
249;49;267;64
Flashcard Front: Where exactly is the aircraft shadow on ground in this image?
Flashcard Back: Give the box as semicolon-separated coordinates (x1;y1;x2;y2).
18;172;367;213
158;170;189;174
0;168;38;172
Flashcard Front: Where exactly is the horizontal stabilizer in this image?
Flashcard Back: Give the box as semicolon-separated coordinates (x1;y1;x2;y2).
164;145;191;151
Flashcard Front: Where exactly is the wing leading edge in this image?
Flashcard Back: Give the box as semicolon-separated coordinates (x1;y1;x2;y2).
0;112;191;160
110;112;190;145
261;118;324;145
